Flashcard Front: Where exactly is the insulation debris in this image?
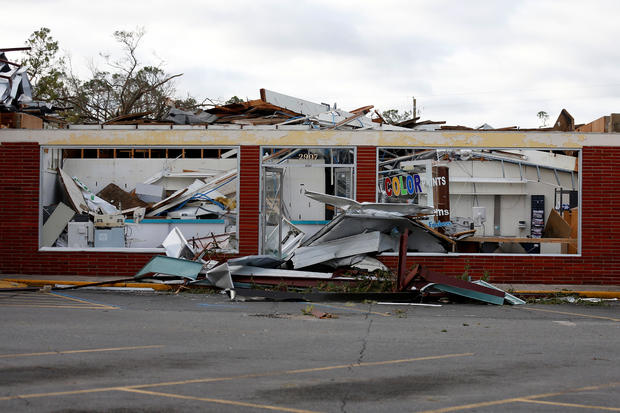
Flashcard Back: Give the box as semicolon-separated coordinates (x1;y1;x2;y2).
97;183;148;210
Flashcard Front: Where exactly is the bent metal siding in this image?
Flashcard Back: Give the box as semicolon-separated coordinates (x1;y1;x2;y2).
1;129;619;284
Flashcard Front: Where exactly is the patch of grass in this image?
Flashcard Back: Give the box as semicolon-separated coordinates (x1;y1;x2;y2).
526;293;607;306
481;270;490;282
316;269;396;293
459;264;470;281
394;309;407;318
301;304;314;316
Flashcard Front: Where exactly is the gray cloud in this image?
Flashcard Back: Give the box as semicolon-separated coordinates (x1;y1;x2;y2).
2;0;618;127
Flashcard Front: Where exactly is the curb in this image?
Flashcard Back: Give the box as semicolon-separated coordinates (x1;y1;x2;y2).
1;278;173;292
513;290;620;299
0;280;28;289
2;279;619;298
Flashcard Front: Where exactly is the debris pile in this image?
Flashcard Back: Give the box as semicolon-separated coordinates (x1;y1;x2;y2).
43;163;238;251
128;188;521;305
164;88;420;130
0;48;67;128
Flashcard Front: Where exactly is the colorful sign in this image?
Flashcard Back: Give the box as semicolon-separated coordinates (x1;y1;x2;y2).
383;174;423;197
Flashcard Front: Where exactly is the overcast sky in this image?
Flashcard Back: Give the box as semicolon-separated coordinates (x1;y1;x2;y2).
4;0;619;127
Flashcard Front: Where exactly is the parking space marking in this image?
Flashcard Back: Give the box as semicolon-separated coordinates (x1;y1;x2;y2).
47;292;118;310
515;398;620;411
309;303;391;317
0;305;113;309
0;345;164;359
0;387;120;401
416;382;620;413
415;397;537;413
522;307;620;322
0;292;117;310
127;352;475;389
0;352;473;401
119;388;322;413
280;353;475;375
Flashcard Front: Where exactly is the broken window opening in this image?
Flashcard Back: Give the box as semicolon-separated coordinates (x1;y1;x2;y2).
40;146;240;252
377;147;580;255
260;146;356;256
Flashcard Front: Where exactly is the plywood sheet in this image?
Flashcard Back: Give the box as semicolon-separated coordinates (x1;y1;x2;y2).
544;208;572;239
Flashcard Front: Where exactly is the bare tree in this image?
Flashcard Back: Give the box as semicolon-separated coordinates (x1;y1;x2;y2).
63;29;182;123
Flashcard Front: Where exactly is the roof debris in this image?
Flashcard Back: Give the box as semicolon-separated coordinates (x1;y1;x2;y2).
0;49;68;120
116;189;522;306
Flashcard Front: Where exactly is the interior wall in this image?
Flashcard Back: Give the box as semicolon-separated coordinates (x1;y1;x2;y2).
62;158;237;193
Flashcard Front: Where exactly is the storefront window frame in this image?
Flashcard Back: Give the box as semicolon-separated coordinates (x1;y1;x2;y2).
259;145;357;254
375;146;582;257
38;144;241;253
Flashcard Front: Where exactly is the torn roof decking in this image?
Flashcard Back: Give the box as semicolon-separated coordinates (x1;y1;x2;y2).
292;231;397;269
206;99;300;119
260;88;331;116
302;214;449;253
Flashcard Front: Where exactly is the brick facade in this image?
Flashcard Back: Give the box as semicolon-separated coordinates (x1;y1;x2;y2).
238;145;260;256
355;146;377;203
1;141;618;284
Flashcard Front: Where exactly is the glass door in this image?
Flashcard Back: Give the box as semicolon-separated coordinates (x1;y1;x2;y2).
261;166;284;257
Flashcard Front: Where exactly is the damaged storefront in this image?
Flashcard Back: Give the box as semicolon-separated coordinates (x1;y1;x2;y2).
259;145;580;262
1;125;617;286
376;148;580;255
40;146;239;252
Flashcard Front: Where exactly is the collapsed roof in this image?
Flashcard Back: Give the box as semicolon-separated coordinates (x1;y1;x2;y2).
0;49;65;115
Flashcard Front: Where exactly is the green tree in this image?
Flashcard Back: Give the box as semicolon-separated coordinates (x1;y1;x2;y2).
225;96;243;104
381;109;412;124
21;27;67;103
537;110;549;128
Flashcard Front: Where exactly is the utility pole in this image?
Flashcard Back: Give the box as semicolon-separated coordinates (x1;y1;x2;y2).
412;96;417;119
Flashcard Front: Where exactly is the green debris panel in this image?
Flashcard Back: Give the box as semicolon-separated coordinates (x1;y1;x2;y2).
135;256;203;280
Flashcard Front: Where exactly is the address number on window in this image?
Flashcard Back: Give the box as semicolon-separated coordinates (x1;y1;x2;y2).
298;153;318;160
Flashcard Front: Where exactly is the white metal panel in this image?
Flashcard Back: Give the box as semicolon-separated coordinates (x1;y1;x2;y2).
261;89;330;116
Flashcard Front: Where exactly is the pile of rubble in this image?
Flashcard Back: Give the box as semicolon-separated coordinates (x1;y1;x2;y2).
43;164;237;250
131;188;522;306
164;88;431;130
0;48;68;128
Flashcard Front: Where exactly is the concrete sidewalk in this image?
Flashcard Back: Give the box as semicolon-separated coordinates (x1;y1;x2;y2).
494;283;620;299
2;274;620;298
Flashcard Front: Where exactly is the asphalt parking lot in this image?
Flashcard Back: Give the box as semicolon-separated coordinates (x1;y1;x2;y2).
0;289;618;412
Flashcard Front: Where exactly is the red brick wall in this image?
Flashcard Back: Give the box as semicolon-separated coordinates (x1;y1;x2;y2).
0;142;153;275
238;145;260;255
1;142;619;284
356;147;377;202
0;142;260;276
